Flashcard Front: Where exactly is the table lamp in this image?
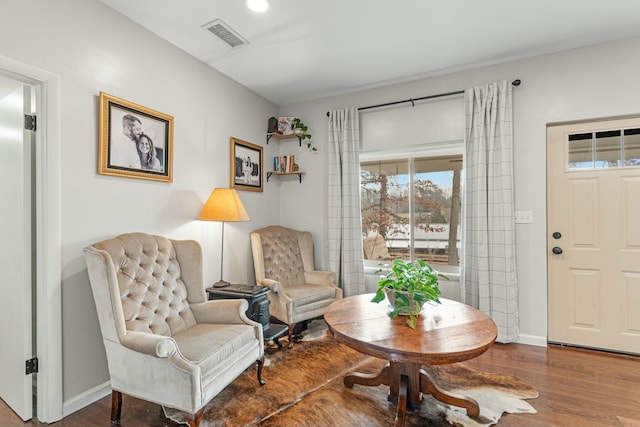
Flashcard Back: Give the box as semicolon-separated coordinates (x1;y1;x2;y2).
198;188;250;287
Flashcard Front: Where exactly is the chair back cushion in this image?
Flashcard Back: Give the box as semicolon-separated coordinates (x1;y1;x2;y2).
89;233;198;337
256;226;306;286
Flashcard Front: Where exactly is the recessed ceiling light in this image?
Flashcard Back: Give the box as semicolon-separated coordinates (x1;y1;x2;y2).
246;0;269;12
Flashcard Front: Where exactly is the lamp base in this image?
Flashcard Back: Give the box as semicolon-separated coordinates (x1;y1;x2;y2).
212;279;230;288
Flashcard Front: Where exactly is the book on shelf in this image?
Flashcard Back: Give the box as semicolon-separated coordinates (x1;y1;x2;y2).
273;155;297;173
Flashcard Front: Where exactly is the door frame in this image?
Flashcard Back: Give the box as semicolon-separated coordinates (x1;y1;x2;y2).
0;55;63;423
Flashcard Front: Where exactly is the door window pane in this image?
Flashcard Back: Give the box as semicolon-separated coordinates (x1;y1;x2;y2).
624;128;640;166
595;130;621;167
568;133;593;169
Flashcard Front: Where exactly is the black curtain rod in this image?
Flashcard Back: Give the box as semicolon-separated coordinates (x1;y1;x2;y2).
326;79;521;116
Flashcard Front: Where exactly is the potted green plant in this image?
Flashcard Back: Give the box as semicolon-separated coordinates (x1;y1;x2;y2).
371;259;445;329
291;117;317;152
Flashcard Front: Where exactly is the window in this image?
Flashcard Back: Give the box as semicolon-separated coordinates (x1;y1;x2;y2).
360;154;462;267
568;127;640;169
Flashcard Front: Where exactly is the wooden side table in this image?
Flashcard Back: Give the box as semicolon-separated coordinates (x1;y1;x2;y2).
206;284;289;347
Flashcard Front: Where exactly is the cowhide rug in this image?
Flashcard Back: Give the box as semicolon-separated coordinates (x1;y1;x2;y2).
164;320;538;427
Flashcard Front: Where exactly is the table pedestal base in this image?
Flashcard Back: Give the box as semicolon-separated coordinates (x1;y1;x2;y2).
344;362;480;427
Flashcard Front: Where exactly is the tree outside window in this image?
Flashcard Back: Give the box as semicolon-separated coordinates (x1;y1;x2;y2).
361;155;462;266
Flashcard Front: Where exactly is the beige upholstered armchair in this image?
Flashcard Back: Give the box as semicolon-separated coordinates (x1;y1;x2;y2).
83;232;264;427
250;225;342;345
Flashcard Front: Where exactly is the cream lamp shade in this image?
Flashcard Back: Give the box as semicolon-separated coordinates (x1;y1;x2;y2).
198;188;250;222
198;188;250;287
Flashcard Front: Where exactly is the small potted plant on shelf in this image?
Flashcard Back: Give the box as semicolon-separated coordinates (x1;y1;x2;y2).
291;117;318;152
371;259;445;329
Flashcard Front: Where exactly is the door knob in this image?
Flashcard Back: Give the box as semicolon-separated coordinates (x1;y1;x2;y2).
552;247;563;255
552;232;561;239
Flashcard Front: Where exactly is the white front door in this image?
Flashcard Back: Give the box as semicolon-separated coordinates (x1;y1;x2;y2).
0;76;33;420
547;117;640;355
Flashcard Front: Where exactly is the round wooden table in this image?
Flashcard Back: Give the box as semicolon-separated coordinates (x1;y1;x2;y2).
324;294;497;427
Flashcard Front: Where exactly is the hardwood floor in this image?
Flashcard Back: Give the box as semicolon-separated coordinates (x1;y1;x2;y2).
463;343;640;427
2;343;639;426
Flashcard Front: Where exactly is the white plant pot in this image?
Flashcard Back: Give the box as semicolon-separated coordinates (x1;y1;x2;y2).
383;288;424;315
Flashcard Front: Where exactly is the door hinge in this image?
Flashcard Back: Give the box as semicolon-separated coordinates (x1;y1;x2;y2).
24;114;37;132
26;357;38;375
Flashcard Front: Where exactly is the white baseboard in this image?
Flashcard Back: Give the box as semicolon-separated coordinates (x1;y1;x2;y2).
63;381;111;417
516;333;547;347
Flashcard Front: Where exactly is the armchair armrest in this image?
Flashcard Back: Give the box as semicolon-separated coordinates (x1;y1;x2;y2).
119;331;178;358
259;278;283;293
190;299;250;324
304;271;342;298
191;299;264;344
304;270;337;286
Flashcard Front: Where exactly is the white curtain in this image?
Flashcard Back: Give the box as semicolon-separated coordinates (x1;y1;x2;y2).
463;81;518;343
327;108;365;296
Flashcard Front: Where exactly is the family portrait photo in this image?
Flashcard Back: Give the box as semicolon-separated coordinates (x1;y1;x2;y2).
98;92;174;182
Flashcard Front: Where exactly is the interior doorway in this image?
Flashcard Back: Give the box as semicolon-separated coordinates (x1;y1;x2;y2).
547;116;640;355
0;57;62;423
0;74;35;421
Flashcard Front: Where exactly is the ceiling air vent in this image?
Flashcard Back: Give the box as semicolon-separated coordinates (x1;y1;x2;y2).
202;19;248;48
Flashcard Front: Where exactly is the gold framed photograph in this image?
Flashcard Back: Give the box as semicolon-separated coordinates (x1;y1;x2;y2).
231;137;263;192
98;92;174;182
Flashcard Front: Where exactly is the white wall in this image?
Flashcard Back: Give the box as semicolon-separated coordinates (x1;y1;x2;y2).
0;0;280;408
279;36;640;346
360;96;464;150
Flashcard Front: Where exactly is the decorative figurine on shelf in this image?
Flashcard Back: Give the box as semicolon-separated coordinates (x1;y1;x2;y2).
267;116;279;134
292;163;299;172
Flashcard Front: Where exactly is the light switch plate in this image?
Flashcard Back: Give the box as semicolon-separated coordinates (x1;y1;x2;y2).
514;210;533;224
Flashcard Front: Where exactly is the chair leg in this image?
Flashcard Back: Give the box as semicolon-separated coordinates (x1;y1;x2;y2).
287;323;296;348
257;356;266;385
110;390;122;423
274;335;283;348
186;408;204;427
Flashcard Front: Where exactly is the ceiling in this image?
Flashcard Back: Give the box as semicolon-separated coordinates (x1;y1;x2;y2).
99;0;640;106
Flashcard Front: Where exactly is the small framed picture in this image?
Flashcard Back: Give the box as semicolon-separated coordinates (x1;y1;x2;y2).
98;92;173;182
231;137;263;192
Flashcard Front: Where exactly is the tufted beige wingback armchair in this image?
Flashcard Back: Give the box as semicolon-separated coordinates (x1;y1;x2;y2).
250;225;342;346
83;232;265;427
